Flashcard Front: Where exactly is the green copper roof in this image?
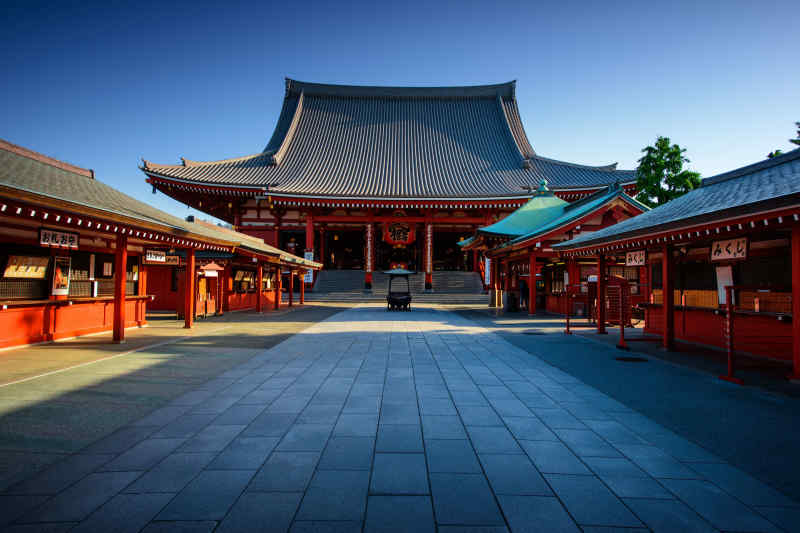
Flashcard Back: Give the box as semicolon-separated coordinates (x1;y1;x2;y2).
504;184;648;247
477;180;568;238
470;180;649;251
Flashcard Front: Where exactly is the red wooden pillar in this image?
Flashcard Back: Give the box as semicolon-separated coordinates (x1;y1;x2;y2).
529;252;537;315
424;222;433;290
319;227;326;269
222;265;231;312
275;267;281;310
597;254;607;334
300;271;305;304
256;263;263;313
113;234;127;343
217;266;224;316
305;213;314;256
184;248;195;329
662;244;675;349
567;258;579;316
137;259;147;325
364;222;374;289
503;260;510;310
288;271;294;307
790;226;800;379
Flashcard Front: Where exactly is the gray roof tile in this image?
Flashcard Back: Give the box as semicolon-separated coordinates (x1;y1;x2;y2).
143;79;634;198
0;140;320;268
554;148;800;250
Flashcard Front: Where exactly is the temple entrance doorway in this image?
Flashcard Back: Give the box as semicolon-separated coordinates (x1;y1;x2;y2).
434;230;474;271
376;240;421;272
323;229;364;269
279;231;306;258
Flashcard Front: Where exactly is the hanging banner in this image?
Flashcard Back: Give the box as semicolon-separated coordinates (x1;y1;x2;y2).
365;224;374;272
40;228;79;249
625;250;646;266
304;251;314;283
51;256;71;296
383;222;416;245
711;238;748;261
484;257;491;285
425;224;433;273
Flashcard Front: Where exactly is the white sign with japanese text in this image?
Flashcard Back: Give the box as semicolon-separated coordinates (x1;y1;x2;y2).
304;252;314;283
145;250;166;263
711;238;748;261
40;228;79;249
625;250;646;266
484;257;491;285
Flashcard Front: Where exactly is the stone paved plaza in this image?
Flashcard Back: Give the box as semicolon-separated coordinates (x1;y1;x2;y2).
2;305;799;532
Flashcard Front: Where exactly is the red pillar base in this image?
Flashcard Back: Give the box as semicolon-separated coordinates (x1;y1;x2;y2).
425;273;433;291
365;272;373;290
719;375;744;386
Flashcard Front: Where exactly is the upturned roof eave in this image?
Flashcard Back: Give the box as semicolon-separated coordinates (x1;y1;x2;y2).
0;183;238;248
144;169;633;201
553;194;800;253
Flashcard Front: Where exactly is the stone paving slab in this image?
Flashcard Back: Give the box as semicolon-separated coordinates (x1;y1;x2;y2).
2;304;799;531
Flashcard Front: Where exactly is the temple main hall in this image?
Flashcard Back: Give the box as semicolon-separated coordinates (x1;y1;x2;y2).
141;79;637;289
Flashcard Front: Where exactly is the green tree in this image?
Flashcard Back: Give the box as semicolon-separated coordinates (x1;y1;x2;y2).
791;122;800;147
635;136;701;208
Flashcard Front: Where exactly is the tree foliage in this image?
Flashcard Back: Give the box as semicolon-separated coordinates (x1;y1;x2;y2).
635;136;701;208
791;122;800;147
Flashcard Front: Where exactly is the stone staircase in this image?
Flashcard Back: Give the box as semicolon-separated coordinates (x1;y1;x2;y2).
303;270;380;302
304;270;488;305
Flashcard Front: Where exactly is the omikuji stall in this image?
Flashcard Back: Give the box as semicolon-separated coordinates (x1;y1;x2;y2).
0;140;321;349
145;223;320;318
554;149;800;377
0;140;241;348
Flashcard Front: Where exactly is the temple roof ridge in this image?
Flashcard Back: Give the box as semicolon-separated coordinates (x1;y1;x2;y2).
143;151;271;171
530;154;621;172
142;78;637;199
1;139;94;179
284;78;517;99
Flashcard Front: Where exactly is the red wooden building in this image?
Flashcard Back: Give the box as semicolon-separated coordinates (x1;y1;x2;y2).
146;219;320;318
0;140;319;350
140;79;638;290
554;149;800;377
462;180;648;315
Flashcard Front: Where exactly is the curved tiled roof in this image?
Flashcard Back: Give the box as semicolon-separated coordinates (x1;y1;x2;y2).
142;79;635;199
478;185;568;238
0;139;321;269
554;148;800;250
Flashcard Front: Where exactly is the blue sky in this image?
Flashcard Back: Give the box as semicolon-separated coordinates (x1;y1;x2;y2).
2;0;798;221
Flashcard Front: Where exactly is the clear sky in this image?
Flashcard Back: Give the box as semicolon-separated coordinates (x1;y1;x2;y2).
2;0;798;222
